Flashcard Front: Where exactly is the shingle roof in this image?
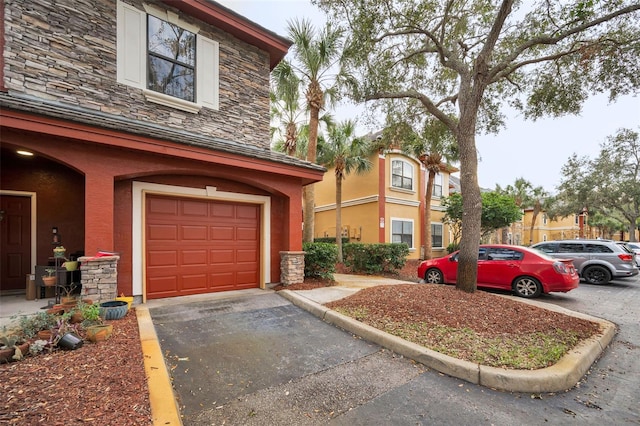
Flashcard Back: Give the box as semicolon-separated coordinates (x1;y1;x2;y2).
0;91;325;173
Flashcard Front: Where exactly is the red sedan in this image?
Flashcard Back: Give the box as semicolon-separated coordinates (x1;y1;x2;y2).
417;244;579;298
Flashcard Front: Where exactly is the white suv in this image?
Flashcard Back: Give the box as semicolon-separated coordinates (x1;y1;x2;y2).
531;239;639;285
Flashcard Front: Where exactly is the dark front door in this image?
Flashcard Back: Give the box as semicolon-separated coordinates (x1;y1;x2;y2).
0;195;32;292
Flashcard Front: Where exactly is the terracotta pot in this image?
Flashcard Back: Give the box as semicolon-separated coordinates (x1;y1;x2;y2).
46;305;65;315
0;342;30;363
70;312;84;324
85;324;113;342
37;330;53;341
42;276;57;287
61;297;77;305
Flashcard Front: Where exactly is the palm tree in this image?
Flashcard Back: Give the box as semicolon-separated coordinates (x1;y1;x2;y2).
286;18;347;242
499;178;532;244
526;186;552;245
270;61;304;156
317;120;372;262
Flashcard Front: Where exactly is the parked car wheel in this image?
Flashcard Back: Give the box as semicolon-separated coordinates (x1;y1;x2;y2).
582;265;612;285
424;268;444;284
513;276;542;298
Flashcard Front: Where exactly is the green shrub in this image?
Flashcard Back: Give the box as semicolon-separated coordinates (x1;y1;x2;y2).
447;242;459;253
303;242;338;280
342;243;409;274
314;237;349;245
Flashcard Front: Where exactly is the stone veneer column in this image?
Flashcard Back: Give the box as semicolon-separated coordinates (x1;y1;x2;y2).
78;255;119;303
279;251;305;285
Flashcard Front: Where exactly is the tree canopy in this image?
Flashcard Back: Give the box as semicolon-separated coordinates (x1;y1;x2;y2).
556;127;640;241
315;0;640;291
443;191;522;240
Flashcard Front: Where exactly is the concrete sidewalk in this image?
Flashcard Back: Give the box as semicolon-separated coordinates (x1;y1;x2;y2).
137;274;616;425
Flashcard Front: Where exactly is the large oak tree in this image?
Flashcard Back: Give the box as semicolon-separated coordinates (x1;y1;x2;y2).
315;0;640;292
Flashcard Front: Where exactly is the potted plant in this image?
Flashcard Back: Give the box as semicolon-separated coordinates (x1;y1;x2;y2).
16;311;59;340
60;282;79;307
42;268;57;287
51;315;83;350
81;303;113;342
0;335;29;363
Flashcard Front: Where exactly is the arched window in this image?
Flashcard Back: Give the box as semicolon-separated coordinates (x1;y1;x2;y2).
391;160;413;190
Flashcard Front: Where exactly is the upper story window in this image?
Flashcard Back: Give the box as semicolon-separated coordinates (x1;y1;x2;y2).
117;1;219;113
391;160;413;190
432;172;443;197
148;15;196;102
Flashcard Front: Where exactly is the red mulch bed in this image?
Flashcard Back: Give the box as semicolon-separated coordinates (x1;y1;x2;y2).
0;309;152;425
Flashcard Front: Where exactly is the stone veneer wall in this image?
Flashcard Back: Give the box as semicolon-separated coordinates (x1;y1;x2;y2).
3;0;271;148
280;251;305;286
79;255;119;304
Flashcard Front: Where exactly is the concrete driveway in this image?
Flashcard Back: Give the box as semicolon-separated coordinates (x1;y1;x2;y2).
147;288;425;425
143;275;630;425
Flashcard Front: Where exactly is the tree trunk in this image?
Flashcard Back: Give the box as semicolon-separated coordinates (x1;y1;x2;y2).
302;104;320;243
423;169;435;259
336;176;343;263
501;227;509;244
303;185;315;243
529;210;539;246
455;89;482;293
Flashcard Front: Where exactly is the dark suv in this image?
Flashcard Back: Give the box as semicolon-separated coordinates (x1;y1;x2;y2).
531;239;639;285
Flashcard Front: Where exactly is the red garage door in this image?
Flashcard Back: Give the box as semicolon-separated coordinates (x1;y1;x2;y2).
145;195;260;299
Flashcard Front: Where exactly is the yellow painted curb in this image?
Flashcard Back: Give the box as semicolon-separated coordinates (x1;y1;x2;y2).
136;307;183;426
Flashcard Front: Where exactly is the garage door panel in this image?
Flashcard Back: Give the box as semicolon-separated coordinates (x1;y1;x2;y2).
237;270;258;283
211;203;234;218
236;205;258;219
182;250;207;265
148;224;178;241
210;226;234;240
146;195;260;299
148;250;178;267
181;274;208;291
210;249;234;263
237;227;258;240
182;200;208;217
148;276;178;293
237;249;257;262
148;197;178;215
181;225;208;240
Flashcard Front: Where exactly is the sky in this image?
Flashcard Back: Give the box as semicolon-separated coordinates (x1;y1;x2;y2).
217;0;640;194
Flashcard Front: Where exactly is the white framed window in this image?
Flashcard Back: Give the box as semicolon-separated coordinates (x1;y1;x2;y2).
431;223;443;248
391;160;413;190
391;218;413;248
117;1;219;113
432;172;442;197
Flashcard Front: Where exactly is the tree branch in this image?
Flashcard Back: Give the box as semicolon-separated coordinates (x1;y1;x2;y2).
365;90;458;133
489;4;640;80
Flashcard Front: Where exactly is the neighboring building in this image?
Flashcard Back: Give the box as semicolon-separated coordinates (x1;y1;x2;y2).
0;0;325;300
314;148;458;259
521;209;591;244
